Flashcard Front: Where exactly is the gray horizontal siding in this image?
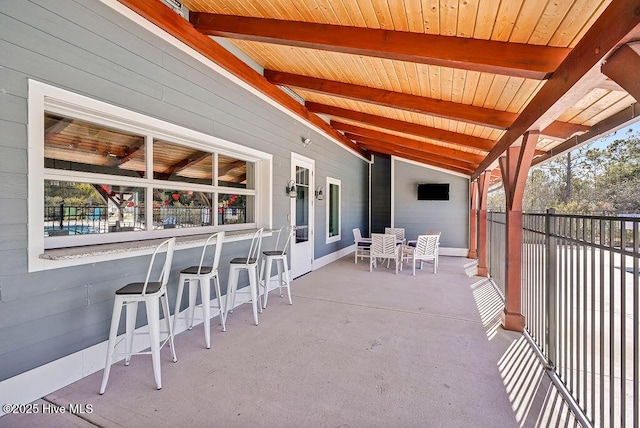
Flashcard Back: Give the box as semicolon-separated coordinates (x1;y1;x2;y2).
393;160;469;248
0;0;369;382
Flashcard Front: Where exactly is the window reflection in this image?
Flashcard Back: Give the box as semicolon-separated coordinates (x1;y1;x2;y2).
153;140;213;185
44;180;145;236
219;155;253;189
153;189;213;229
44;113;146;178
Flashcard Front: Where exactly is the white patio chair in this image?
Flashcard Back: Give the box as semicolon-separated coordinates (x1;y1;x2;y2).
225;228;263;326
100;237;177;394
259;225;294;308
370;233;402;274
173;232;226;350
353;228;371;264
403;234;440;275
385;227;406;244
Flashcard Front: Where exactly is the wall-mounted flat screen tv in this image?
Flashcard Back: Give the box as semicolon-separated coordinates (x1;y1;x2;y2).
417;183;449;201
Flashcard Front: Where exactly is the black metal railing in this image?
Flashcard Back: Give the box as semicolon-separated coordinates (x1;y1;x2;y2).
488;210;640;427
44;204;248;236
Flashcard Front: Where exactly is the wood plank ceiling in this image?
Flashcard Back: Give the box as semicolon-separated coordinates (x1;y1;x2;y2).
121;0;640;180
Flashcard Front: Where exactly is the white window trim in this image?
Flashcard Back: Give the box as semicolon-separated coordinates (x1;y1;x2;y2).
325;177;341;244
28;80;273;272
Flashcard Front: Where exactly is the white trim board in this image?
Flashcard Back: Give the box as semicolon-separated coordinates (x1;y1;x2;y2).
313;244;355;270
98;0;370;164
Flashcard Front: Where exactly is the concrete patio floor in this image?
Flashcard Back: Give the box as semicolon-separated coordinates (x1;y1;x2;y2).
1;255;579;427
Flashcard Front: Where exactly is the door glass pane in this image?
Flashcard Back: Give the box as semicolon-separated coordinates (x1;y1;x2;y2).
295;166;309;243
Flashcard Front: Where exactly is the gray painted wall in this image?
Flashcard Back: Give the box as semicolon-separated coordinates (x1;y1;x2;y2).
393;159;469;249
0;0;368;381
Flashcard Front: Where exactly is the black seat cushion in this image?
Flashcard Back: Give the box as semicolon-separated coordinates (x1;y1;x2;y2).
357;242;371;247
262;250;284;256
230;257;258;264
180;266;213;274
116;282;162;295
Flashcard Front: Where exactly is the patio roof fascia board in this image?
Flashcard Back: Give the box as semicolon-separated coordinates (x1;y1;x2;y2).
110;0;371;163
471;0;640;180
189;13;569;80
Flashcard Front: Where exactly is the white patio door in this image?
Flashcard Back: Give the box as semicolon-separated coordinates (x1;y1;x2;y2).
290;153;314;278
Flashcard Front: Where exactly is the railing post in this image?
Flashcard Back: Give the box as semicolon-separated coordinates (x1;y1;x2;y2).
59;203;64;230
545;208;556;370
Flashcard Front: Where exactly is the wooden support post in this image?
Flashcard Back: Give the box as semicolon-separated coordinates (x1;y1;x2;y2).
468;180;478;259
498;131;539;332
476;172;490;276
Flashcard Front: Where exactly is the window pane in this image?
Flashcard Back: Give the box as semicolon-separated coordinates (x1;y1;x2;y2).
153;139;213;185
218;155;253;189
218;193;254;225
329;183;340;238
153;189;213;229
44;113;146;178
44;180;145;236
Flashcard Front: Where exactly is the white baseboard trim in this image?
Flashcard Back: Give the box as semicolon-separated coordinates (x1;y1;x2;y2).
439;247;469;257
0;277;285;416
313;244;355;270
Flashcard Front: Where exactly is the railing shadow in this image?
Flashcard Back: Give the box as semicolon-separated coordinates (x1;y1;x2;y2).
471;278;582;427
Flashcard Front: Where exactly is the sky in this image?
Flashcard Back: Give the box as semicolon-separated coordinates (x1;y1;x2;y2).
586;119;640;150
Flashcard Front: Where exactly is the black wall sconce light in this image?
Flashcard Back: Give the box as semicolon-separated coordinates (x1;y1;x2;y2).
286;180;297;198
315;185;324;200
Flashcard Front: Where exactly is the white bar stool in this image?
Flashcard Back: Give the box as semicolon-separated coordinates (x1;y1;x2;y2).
225;228;263;326
259;225;294;308
173;232;225;349
100;238;177;394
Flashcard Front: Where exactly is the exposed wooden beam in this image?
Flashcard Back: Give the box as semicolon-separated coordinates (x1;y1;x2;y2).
218;159;245;176
541;121;590;140
116;0;368;159
307;102;495;151
160;151;210;176
190;13;569;80
265;70;516;129
472;0;640;180
334;121;483;165
602;42;640;102
346;133;477;172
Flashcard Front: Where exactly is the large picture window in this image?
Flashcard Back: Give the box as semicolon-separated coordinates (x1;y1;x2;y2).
29;81;272;268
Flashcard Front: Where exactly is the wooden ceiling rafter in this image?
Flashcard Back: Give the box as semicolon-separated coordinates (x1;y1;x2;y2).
332;121;483;164
264;70;517;129
189;13;570;80
360;144;475;176
306;102;495;152
472;0;640;179
345;133;478;171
